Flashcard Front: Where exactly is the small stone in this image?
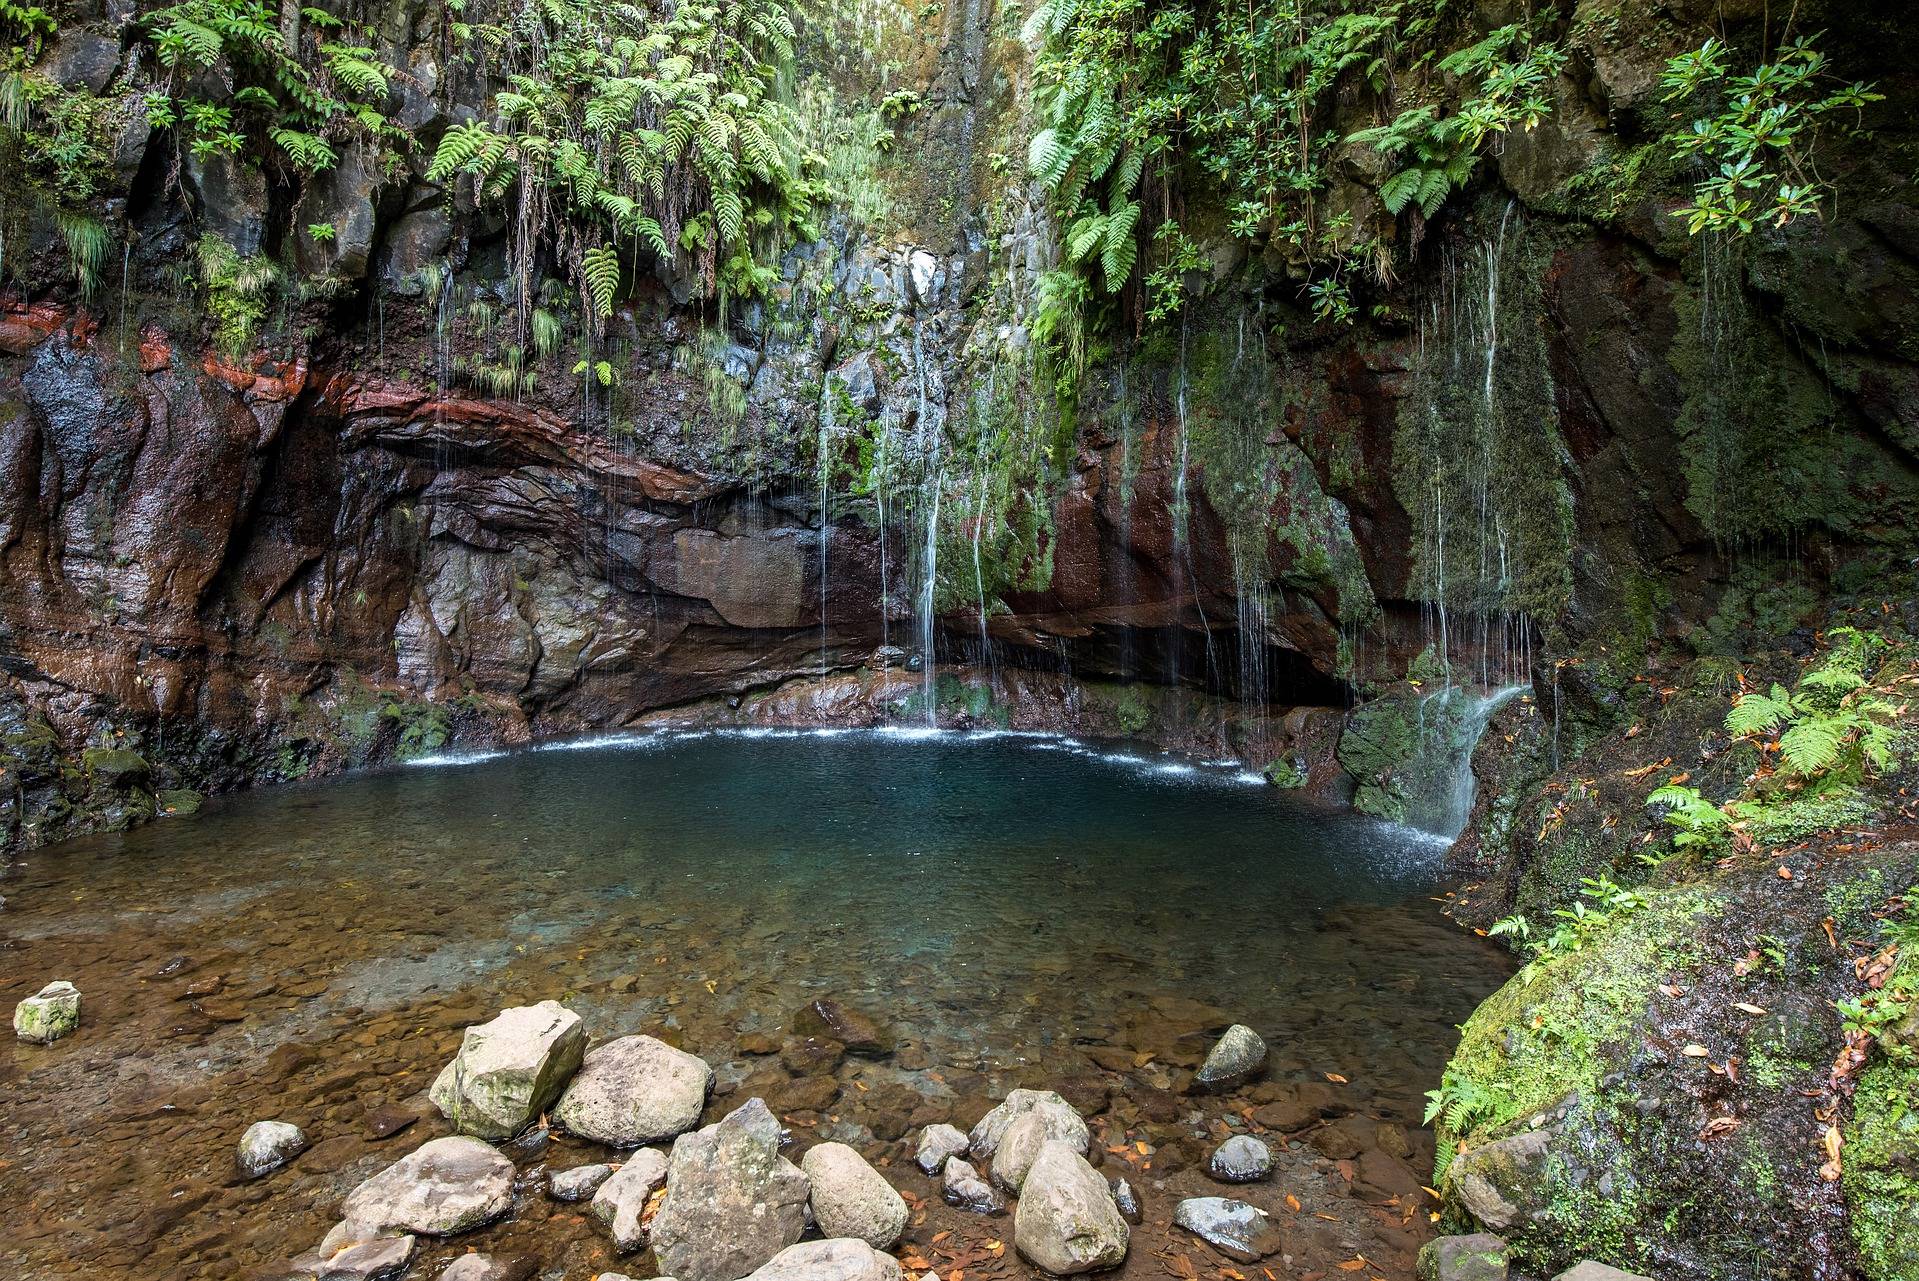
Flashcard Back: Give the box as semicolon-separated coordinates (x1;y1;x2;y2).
1192;1025;1267;1093
1110;1177;1142;1225
550;1163;616;1202
591;1148;671;1253
781;1036;846;1074
969;1089;1088;1160
1171;1198;1284;1262
801;1142;908;1249
792;999;893;1057
745;1239;904;1281
439;1255;536;1281
1418;1234;1511;1281
430;1001;588;1139
1207;1135;1272;1183
341;1136;515;1236
555;1034;714;1145
1013;1141;1129;1275
316;1233;416;1280
1552;1266;1653;1281
917;1122;969;1175
942;1157;1003;1214
238;1120;308;1177
14;980;81;1044
365;1102;428;1139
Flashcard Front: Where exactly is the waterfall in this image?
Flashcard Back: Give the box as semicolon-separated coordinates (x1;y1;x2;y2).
817;390;835;676
913;324;943;724
1405;683;1528;838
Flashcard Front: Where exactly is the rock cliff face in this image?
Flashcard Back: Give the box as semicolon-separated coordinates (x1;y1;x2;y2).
3;0;1917;855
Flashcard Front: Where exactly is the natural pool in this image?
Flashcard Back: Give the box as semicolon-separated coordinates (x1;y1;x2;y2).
0;729;1513;1279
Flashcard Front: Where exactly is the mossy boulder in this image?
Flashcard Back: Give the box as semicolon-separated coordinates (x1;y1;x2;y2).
81;747;149;788
1845;1058;1919;1281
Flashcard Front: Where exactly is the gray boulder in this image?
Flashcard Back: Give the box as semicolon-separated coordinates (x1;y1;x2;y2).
745;1240;903;1281
340;1136;515;1236
801;1142;907;1249
591;1148;671;1253
313;1234;416;1280
429;1001;588;1139
1206;1135;1272;1183
1418;1234;1511;1281
651;1098;810;1281
14;980;81;1044
238;1120;308;1177
1171;1198;1284;1262
439;1256;533;1281
1553;1266;1653;1281
1444;1128;1554;1232
942;1157;1002;1214
555;1034;713;1145
550;1163;615;1202
916;1122;969;1175
992;1104;1091;1193
1193;1025;1267;1093
1012;1141;1128;1275
970;1089;1088;1160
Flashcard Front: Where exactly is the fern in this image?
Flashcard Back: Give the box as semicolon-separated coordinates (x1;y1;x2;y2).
581;245;622;320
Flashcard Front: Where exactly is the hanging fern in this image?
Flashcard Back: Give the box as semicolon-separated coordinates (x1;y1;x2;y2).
581;245;622;321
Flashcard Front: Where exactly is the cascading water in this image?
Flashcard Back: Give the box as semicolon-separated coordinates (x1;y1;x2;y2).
912;324;944;724
1404;682;1529;838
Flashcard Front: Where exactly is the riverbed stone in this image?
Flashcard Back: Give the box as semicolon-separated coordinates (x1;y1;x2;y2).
1171;1198;1284;1262
651;1097;810;1281
550;1162;615;1202
340;1136;515;1236
802;1142;907;1248
239;1120;308;1177
1444;1128;1554;1232
429;1000;588;1138
1110;1177;1142;1224
1552;1265;1653;1281
439;1255;535;1281
970;1089;1088;1160
917;1122;970;1174
1192;1025;1267;1093
555;1034;714;1145
1013;1141;1129;1275
14;980;81;1043
792;999;893;1057
745;1239;903;1281
1207;1135;1272;1183
993;1105;1091;1193
1417;1234;1511;1281
942;1157;1003;1213
591;1147;671;1253
309;1233;417;1280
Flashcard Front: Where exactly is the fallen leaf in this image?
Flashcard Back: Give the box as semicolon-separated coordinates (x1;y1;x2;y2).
1734;1002;1767;1016
1325;1073;1348;1084
1337;1259;1368;1272
1284;1194;1301;1213
1682;1044;1710;1058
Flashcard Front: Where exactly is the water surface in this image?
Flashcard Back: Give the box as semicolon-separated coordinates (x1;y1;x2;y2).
0;730;1511;1278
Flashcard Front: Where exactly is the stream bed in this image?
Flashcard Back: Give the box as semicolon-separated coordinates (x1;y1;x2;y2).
0;729;1513;1280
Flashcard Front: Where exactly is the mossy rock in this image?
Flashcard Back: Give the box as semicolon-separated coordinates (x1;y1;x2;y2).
157;789;204;817
81;747;149;788
1845;1058;1919;1280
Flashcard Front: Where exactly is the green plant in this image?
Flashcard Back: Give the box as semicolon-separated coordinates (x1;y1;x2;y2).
305;221;336;243
1647;782;1734;850
1522;875;1656;963
196;233;279;352
1659;31;1881;235
1725;636;1899;780
1424;1067;1510;1175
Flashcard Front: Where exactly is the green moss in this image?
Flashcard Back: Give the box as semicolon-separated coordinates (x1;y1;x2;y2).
1846;1058;1919;1281
1115;686;1153;735
1263;756;1308;788
81;747;149;786
1442;888;1716;1152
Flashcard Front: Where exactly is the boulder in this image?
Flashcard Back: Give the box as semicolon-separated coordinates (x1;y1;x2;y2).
555;1034;714;1145
1418;1234;1511;1281
651;1098;810;1281
1171;1198;1284;1262
439;1255;535;1281
550;1162;615;1202
340;1136;515;1236
916;1122;969;1175
591;1147;670;1253
744;1239;903;1281
429;1001;588;1139
1206;1135;1272;1184
45;31;122;93
1192;1025;1267;1093
970;1089;1088;1160
791;999;893;1057
992;1105;1091;1193
306;1233;416;1280
293;143;384;280
1444;1128;1554;1233
942;1157;1002;1214
1552;1266;1653;1281
1012;1141;1129;1275
14;980;81;1044
186;152;268;256
82;747;148;787
238;1120;308;1177
801;1142;908;1249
